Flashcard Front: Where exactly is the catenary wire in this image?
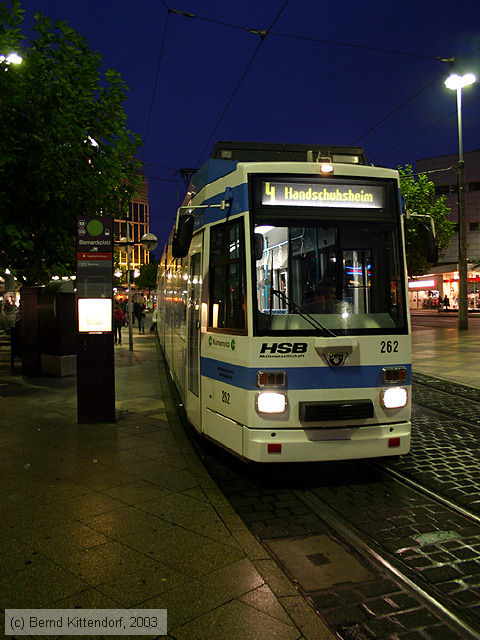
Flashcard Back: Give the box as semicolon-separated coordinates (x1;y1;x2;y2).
142;11;171;155
371;95;480;162
146;7;479;181
193;0;292;167
353;46;480;149
145;162;177;171
271;30;437;61
164;5;438;61
351;76;440;145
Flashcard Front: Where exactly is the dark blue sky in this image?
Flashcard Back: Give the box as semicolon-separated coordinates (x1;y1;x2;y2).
17;0;480;253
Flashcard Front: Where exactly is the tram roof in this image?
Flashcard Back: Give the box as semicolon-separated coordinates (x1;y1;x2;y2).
210;141;367;165
185;141;369;204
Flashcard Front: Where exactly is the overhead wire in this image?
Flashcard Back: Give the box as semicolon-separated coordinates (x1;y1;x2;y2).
193;0;292;167
353;45;480;149
145;5;480;182
164;6;438;61
371;94;480;163
145;161;177;171
146;176;178;183
351;76;440;145
271;31;437;61
142;10;171;156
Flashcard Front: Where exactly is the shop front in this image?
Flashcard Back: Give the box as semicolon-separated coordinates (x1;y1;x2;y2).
408;267;480;311
408;277;442;310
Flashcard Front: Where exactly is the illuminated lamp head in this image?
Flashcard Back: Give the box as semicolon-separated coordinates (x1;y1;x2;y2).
319;163;334;175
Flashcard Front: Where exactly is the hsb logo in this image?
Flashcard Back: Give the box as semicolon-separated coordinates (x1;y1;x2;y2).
260;342;307;354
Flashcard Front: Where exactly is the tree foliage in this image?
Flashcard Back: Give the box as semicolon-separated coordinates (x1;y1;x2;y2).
399;165;455;277
135;259;159;292
0;1;142;285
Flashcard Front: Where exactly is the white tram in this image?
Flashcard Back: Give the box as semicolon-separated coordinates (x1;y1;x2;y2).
157;142;433;463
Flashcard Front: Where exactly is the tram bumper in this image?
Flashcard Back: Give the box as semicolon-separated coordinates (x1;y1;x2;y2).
242;422;411;463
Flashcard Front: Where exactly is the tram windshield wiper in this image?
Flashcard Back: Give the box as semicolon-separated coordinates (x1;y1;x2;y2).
271;289;336;337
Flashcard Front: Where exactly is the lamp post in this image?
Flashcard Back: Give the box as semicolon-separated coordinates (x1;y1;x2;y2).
444;71;477;330
117;231;157;351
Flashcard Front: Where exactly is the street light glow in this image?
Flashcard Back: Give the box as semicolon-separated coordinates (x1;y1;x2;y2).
445;73;477;90
1;52;22;66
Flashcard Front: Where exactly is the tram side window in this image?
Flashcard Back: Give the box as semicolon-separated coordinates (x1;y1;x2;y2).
208;220;246;331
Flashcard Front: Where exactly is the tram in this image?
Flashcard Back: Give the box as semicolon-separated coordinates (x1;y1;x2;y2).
157;142;434;463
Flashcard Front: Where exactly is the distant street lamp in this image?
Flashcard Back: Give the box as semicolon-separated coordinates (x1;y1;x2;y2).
444;71;477;330
0;52;22;66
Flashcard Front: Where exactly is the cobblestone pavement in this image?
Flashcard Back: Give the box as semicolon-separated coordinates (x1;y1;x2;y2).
185;373;480;640
398;373;480;513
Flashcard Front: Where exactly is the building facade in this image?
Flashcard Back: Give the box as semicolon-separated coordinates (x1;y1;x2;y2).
114;172;150;273
410;149;480;309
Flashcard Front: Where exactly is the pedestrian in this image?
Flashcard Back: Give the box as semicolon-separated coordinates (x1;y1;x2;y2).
133;299;140;325
443;295;450;311
136;301;146;334
113;302;126;344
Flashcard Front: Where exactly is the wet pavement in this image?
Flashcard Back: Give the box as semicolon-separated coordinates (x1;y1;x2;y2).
0;333;333;640
1;312;480;639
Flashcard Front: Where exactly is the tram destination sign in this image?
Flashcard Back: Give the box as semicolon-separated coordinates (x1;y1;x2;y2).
261;180;384;209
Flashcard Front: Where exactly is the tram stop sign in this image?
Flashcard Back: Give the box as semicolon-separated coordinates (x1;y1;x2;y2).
76;216;115;423
76;216;113;332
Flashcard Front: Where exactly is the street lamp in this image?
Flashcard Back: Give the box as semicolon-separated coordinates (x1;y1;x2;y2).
444;71;477;330
0;52;22;66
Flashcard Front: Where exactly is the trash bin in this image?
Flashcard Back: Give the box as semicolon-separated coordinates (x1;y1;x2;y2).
20;286;42;376
38;280;76;376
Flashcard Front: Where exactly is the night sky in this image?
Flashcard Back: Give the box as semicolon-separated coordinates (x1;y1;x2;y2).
16;0;480;254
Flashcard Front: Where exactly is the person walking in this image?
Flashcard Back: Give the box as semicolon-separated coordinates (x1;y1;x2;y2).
135;300;146;334
443;295;450;312
113;303;126;344
133;300;140;326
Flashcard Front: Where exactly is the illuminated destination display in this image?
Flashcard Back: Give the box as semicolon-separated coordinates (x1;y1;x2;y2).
261;181;384;209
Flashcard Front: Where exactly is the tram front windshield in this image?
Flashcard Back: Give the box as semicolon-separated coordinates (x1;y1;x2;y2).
254;222;406;335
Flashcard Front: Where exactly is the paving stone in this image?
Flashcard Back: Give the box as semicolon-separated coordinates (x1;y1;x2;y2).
419;565;463;584
361;597;398;616
322;604;368;627
362;614;403;637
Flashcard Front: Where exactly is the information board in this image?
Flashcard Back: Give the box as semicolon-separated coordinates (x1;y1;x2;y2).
76;216;113;332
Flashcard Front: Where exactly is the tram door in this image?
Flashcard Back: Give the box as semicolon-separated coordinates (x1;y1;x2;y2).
185;233;203;429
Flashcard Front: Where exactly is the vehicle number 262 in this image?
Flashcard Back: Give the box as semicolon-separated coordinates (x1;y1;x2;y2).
380;340;398;353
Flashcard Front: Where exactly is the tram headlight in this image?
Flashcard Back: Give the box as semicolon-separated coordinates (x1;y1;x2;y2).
256;392;287;414
381;386;408;409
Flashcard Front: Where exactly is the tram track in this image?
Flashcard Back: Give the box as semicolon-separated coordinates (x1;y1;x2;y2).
198;435;480;639
176;367;480;639
373;461;480;527
297;487;480;640
293;372;480;639
413;372;480;429
412;371;480;403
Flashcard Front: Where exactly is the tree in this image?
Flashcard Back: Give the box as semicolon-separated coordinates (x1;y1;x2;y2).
135;259;159;294
399;165;455;276
0;1;142;285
